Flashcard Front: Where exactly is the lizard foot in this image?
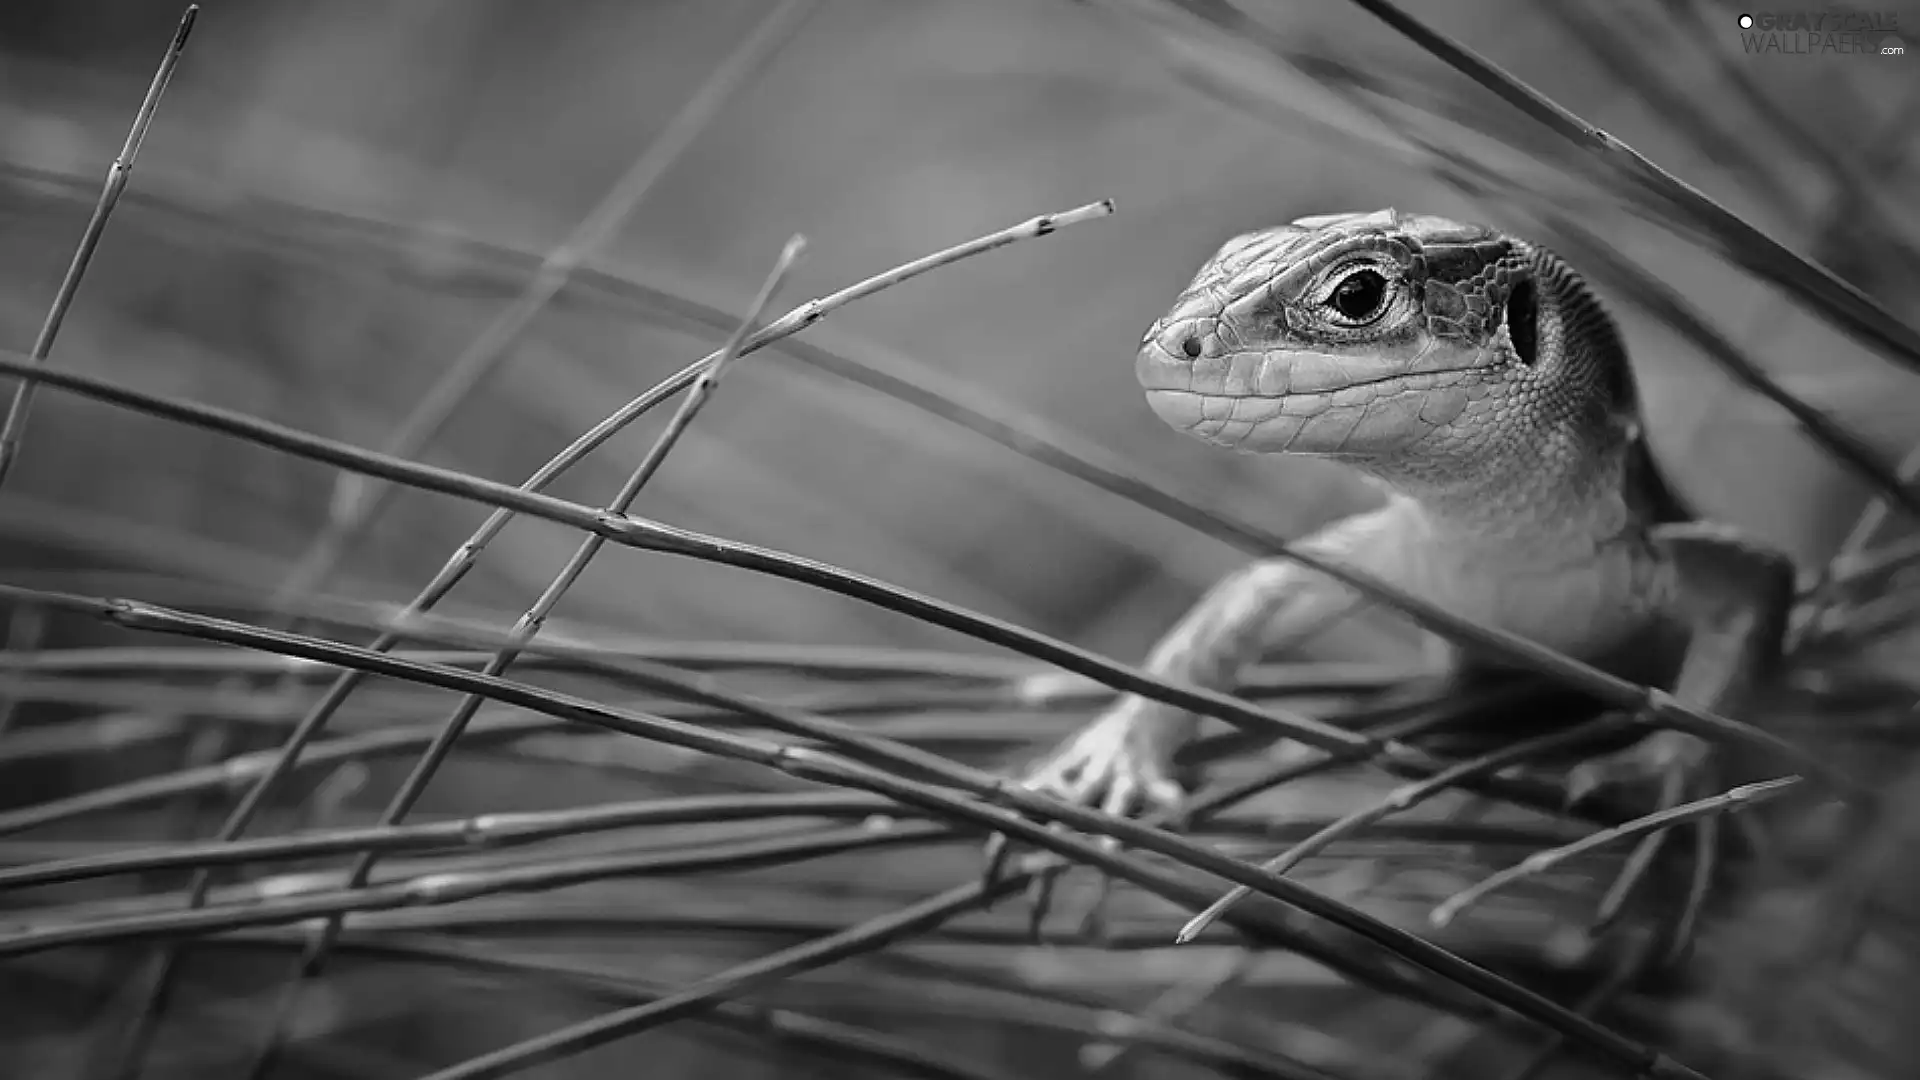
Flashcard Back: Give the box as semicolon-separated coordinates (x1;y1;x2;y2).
982;708;1186;939
1565;729;1711;814
1567;729;1718;941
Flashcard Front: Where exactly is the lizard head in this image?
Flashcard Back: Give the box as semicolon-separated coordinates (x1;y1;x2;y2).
1136;209;1636;483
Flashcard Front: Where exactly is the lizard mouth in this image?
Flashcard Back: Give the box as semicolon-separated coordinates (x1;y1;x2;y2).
1149;364;1489;400
1136;336;1491;397
1138;364;1492;453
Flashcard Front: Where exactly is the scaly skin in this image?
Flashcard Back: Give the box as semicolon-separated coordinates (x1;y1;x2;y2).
1024;209;1795;822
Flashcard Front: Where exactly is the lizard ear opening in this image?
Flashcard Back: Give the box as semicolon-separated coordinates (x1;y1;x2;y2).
1505;278;1538;366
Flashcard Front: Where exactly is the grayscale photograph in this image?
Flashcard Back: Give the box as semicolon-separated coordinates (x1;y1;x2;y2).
0;3;1914;1078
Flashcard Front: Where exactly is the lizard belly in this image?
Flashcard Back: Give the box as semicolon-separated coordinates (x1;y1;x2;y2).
1431;549;1666;662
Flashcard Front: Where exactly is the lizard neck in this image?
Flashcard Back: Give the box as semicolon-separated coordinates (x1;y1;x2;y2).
1351;432;1637;556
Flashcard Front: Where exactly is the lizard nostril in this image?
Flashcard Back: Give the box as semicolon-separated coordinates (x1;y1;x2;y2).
1179;334;1203;360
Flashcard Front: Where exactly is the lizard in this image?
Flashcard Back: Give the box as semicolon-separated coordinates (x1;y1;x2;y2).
1019;209;1797;842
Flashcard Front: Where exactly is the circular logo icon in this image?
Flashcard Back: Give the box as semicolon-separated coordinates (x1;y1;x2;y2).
1738;13;1754;28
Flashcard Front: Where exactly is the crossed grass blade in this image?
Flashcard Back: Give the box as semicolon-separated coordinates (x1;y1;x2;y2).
1177;715;1638;943
0;824;947;959
23;932;1028;1080
103;5;821;1069
0;16;202;1063
165;233;812;1076
0;694;1572;926
1431;777;1801;929
275;0;822;615
0;580;1570;977
0;346;1638;829
0;792;902;893
209;929;1312;1080
0;575;1645;1073
23;191;1109;1075
0;587;1383;931
12;816;1586;967
167;194;1117;872
861;961;1340;1080
404;816;1690;1080
0;588;1552;1039
0;640;1055;681
0;651;1403;839
1498;929;1664;1080
0;200;1129;1011
821;952;1357;1080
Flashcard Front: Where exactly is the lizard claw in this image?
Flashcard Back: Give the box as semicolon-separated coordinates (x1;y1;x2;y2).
980;709;1186;937
1025;708;1187;813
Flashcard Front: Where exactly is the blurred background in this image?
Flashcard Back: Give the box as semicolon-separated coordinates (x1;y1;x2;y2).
0;1;1917;1078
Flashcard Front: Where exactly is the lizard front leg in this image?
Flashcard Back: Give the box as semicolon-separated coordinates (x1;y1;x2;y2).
1569;523;1797;808
1021;503;1415;820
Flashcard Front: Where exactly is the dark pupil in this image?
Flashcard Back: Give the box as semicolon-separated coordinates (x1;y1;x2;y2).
1330;270;1386;320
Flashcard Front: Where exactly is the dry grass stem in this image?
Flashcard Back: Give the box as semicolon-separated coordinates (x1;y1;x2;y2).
0;6;197;486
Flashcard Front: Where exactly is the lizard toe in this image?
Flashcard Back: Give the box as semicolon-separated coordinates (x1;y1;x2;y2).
1101;774;1143;822
980;724;1127;907
983;711;1186;931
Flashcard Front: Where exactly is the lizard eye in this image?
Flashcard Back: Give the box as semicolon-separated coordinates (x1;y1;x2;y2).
1326;269;1388;323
